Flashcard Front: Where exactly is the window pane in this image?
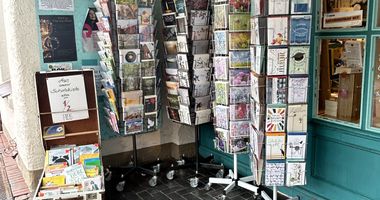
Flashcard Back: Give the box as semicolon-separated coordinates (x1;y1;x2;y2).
372;38;380;128
320;0;367;30
317;38;364;123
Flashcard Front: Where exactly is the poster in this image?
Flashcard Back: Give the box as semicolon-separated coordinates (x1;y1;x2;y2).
46;74;89;123
40;15;77;63
82;8;100;52
39;0;74;11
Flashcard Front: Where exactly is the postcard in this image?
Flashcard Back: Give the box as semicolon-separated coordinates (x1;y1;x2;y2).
215;105;229;129
177;35;188;53
286;162;306;186
230;86;250;104
142;76;156;96
215;128;229;152
267;48;288;75
193;82;210;97
267;17;288;46
179;104;192;125
124;105;144;134
141;60;155;76
166;56;178;69
266;132;286;160
290;15;311;45
192;40;210;54
139;25;153;42
120;49;140;63
195;95;211;111
140;42;154;60
166;81;179;95
215;81;229;105
288;77;308;104
251;99;265;131
193;54;210;69
162;13;176;27
289;46;309;75
229;69;250;86
193;68;211;84
195;109;211;125
268;0;289;15
190;10;209;26
230;104;250;121
186;0;208;10
230;0;250;13
138;7;152;25
287;104;307;132
175;0;187;16
144;95;157;113
176;16;188;35
250;17;267;45
118;34;139;49
122;90;143;107
117;19;138;34
266;76;287;104
253;0;265;16
229;14;250;31
167;94;179;108
265;162;285;186
161;0;176;14
229;51;250;68
191;25;209;40
291;0;311;14
229;32;250;50
164;41;177;55
163;26;177;41
286;133;307;160
266;105;286;132
178;88;190;105
144;112;157;132
214;4;228;29
116;3;138;20
251;73;265;104
178;70;190;88
138;0;154;7
214;56;229;80
177;54;189;70
251;45;265;75
167;106;180;122
230;137;249;153
214;31;228;55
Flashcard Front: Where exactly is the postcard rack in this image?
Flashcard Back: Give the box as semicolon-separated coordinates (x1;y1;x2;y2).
248;1;312;199
33;70;104;200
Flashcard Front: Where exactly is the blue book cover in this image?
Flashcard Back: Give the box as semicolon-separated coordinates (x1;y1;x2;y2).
290;15;311;45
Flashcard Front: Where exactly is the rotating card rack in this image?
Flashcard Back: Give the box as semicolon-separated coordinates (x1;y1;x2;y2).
98;0;164;190
161;0;225;188
207;0;259;199
249;0;311;199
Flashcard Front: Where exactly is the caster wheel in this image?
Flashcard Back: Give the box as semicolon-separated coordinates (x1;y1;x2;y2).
166;170;175;180
149;176;158;187
116;180;125;192
153;164;161;173
189;177;199;188
219;195;226;200
216;169;224;178
204;183;211;191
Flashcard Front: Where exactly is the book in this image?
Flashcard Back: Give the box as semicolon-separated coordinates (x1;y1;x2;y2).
266;76;287;104
43;124;65;139
267;48;288;75
142;76;156;96
287;104;308;132
266;105;286;132
124;105;144;134
42;176;65;187
191;25;209;41
215;105;229;129
79;153;99;165
73;144;99;164
45;163;67;177
190;10;209;26
122;90;143;107
289;15;311;45
266;132;286;160
230;121;250;137
193;54;210;69
214;31;228;55
289;46;309;75
83;176;102;191
251;73;265;104
291;0;311;14
267;17;288;46
144;112;157;132
229;32;250;50
214;4;228;29
144;95;157;113
215;81;229;105
63;163;87;185
214;56;229;80
265;162;285;186
286;133;307;160
288;77;308;104
286;162;306;186
230;0;250;13
229;51;250;68
48;148;72;166
229;14;250;31
230;86;250;104
229;69;250;86
268;0;289;15
38;188;61;197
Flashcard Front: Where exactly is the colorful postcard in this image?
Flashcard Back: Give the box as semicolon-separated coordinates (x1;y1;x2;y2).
166;81;179;95
286;162;306;186
287;104;308;132
266;76;287;104
229;51;250;68
167;94;179;108
116;3;138;20
144;95;157;113
267;17;288;46
214;56;229;80
229;32;250;50
190;10;209;26
230;0;250;13
230;104;250;121
215;105;229;129
193;54;210;69
288;77;308;104
214;31;228;55
142;76;156;96
124;105;144;134
144;112;157;132
230;137;249;153
267;48;288;75
215;81;229;105
290;15;311;45
230;86;250;104
167;106;180;122
229;69;250;86
266;105;286;132
214;4;228;29
265;162;285;186
266;133;286;160
215;128;229;152
118;34;139;49
268;0;289;15
289;46;309;75
229;14;250;31
286;133;307;160
140;42;154;60
138;8;152;25
139;25;153;42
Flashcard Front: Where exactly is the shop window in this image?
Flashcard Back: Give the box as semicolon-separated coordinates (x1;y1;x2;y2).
316;38;364;124
372;37;380;128
319;0;368;30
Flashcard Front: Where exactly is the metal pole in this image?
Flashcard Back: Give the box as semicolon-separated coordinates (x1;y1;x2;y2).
273;186;277;200
195;125;199;174
133;134;138;167
233;153;237;180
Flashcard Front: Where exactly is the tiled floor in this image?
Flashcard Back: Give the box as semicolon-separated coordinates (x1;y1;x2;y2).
105;164;259;200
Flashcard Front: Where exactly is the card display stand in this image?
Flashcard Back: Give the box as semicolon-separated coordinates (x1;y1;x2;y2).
33;70;105;200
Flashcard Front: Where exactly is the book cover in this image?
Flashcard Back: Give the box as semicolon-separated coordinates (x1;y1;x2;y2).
287;104;307;132
251;99;265;131
214;4;228;29
176;16;188;35
43;124;65;139
286;162;306;186
42;175;66;187
251;73;266;104
178;88;190;105
215;128;229;153
120;49;140;63
290;15;311;45
195;109;212;125
230;121;250;137
140;42;154;60
63;163;87;185
266;76;287;104
266;105;286;132
117;19;138;34
141;60;155;76
73;144;99;164
229;51;250;68
265;132;286;160
118;34;139;49
230;86;250;104
167;106;180;122
265;162;285;186
291;0;311;14
214;31;228;55
268;0;289;15
124;105;144;134
193;54;210;69
229;69;250;86
144;112;157;132
215;105;229;129
267;17;288;46
229;32;250;50
190;10;209;26
142;76;156;96
45;163;67;177
195;95;211;111
288;77;308;104
191;25;209;40
83;176;102;191
214;56;229;80
138;7;152;25
267;48;288;75
289;46;309;75
48;147;72;166
286;133;307;160
144;95;157;113
215;81;229;105
229;14;250;31
177;35;188;53
230;0;250;13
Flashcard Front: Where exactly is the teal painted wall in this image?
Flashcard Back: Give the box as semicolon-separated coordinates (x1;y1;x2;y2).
199;1;380;199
